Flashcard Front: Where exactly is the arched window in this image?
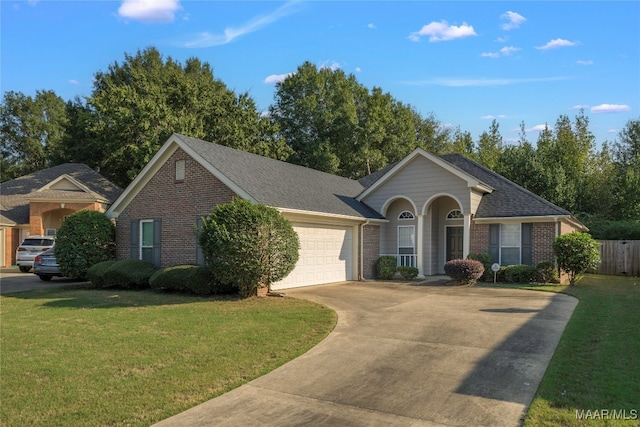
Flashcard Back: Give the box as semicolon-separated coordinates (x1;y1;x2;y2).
398;211;415;220
446;209;463;219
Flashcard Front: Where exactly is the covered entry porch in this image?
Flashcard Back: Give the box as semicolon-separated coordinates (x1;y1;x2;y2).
379;194;471;276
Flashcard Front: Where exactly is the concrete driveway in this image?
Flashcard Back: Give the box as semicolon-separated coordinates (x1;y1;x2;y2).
154;280;577;427
0;268;78;294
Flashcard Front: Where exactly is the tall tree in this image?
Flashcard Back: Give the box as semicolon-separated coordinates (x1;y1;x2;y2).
476;119;503;170
449;127;475;158
0;90;68;180
612;118;640;219
88;47;289;187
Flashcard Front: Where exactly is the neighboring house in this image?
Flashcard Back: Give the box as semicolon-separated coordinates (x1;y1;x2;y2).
0;164;122;268
107;133;586;289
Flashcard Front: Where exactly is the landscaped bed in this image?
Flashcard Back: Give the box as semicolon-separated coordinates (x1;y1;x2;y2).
0;287;336;427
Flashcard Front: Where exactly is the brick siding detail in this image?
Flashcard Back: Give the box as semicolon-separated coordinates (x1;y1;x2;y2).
360;224;380;279
29;201;102;235
469;222;489;257
115;148;236;267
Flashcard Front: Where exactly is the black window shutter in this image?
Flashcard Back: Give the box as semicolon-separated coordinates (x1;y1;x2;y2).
489;224;500;264
130;220;138;259
521;223;533;265
153;219;162;268
196;217;204;266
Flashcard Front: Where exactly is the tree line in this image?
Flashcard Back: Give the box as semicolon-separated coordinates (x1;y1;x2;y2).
1;47;638;226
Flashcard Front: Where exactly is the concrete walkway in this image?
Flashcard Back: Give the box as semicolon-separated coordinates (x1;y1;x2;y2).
154;280;577;427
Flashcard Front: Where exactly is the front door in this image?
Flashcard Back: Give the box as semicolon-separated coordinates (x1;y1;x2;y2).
446;227;464;261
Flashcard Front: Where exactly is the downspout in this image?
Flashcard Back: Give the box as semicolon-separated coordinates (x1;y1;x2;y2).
360;220;370;281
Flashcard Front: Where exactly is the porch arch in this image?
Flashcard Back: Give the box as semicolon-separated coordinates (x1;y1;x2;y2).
421;193;464;216
380;195;418;217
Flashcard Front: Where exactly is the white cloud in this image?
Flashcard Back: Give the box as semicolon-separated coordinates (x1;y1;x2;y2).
118;0;181;23
182;1;300;47
368;23;376;29
536;38;577;50
409;20;476;42
481;45;520;58
572;104;590;110
68;79;79;85
320;61;341;71
264;73;292;84
526;124;549;133
355;67;362;73
481;52;500;58
495;36;508;43
501;11;526;30
608;129;618;134
482;114;507;119
577;59;593;66
591;104;631;113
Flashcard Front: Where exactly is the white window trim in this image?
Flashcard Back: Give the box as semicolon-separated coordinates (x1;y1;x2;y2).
139;219;154;261
175;159;185;181
446;209;463;220
500;223;521;265
45;228;57;236
398;210;415;220
397;225;415;254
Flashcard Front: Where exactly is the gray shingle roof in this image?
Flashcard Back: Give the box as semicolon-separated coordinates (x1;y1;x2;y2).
0;163;122;224
440;154;570;218
175;134;383;219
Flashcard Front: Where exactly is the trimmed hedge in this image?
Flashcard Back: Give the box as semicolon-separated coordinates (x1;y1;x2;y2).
444;259;484;285
504;265;538;283
397;266;419;281
467;252;493;281
376;256;398;280
87;260;119;288
88;259;157;289
536;261;559;283
149;265;238;295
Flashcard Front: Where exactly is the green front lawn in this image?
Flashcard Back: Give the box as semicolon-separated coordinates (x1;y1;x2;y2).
485;275;640;426
0;287;336;427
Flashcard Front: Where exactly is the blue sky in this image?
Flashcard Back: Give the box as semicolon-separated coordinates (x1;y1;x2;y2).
2;0;639;147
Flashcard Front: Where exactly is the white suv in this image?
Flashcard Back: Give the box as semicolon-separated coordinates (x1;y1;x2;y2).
16;236;55;273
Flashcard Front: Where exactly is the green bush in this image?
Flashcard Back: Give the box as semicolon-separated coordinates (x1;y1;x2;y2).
54;210;115;279
149;265;238;295
397;266;419;281
553;232;601;286
199;199;299;297
468;252;493;281
581;216;640;240
444;259;484;285
536;261;559;283
101;259;157;289
504;265;538;283
376;256;397;280
87;260;119;288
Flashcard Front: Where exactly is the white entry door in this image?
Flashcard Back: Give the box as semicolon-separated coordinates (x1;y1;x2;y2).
272;224;353;290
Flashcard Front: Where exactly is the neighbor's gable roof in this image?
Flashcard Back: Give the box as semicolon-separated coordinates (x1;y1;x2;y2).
0;163;123;225
440;154;572;218
108;134;384;220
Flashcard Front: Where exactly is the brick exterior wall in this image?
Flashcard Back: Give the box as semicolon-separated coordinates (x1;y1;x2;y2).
115;148;236;267
360;224;380;279
29;201;102;235
469;221;557;265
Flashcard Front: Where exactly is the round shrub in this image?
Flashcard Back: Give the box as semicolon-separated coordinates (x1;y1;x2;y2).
87;260;119;288
55;210;115;279
149;265;239;295
199;199;299;297
397;266;419;281
553;232;601;285
101;259;157;289
504;265;538;283
377;256;397;280
444;259;484;285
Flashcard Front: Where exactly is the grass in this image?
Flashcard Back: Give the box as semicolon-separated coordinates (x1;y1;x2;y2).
485;275;640;426
0;286;336;427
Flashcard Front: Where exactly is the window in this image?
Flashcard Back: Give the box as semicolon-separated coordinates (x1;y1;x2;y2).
398;225;415;266
175;159;185;181
45;228;56;236
500;223;521;265
446;209;463;219
140;220;154;263
398;211;415;220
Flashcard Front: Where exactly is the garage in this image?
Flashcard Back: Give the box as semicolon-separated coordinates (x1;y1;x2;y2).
273;224;353;290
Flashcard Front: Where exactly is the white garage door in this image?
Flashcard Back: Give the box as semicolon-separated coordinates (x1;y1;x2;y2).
273;224;353;290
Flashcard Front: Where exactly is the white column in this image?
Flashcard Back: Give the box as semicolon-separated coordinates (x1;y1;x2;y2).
416;214;424;277
463;213;471;259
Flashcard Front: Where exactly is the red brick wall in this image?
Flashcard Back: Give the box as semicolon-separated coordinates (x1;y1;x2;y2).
360;224;380;279
469;221;557;265
115;148;236;267
29;201;101;235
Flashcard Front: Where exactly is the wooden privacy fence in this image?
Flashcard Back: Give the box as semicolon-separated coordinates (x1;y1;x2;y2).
595;240;640;276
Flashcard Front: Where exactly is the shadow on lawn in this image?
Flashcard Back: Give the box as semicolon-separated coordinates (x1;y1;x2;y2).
1;284;242;309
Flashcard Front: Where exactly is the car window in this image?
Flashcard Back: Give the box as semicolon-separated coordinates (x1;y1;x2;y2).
21;238;55;246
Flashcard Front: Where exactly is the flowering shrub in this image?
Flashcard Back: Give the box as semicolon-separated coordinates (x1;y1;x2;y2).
444;259;485;285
